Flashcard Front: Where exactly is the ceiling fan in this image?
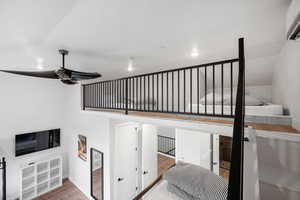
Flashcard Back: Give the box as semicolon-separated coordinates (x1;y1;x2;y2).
0;49;102;85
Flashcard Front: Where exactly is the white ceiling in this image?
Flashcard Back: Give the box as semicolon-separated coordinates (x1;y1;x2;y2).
0;0;291;85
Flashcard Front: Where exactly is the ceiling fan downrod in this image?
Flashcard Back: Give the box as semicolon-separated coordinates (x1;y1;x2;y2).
58;49;69;68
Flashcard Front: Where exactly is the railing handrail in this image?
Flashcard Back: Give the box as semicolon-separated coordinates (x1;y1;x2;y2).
157;135;175;140
83;58;239;86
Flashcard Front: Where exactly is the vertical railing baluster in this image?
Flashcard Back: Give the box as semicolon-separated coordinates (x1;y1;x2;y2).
107;82;109;109
178;71;180;112
125;78;128;114
140;76;142;111
161;73;164;112
133;78;135;110
172;71;174;112
111;81;113;108
213;65;215;115
190;69;192;114
152;74;154;111
221;64;224;116
144;76;146;111
122;79;126;110
148;75;150;111
197;68;199;114
102;83;104;109
91;84;93;108
100;83;102;108
111;81;113;109
157;74;159;111
114;81;116;109
98;83;100;108
205;66;207;114
82;85;85;110
183;70;186;113
167;72;169;112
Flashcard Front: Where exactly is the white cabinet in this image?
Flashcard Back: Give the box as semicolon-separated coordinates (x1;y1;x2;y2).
20;156;62;200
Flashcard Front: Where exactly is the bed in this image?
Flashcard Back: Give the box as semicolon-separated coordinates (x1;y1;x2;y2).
144;180;184;200
185;92;284;116
186;103;283;116
143;162;228;200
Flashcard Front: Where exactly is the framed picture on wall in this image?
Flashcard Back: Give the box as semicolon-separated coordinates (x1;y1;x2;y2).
78;135;87;161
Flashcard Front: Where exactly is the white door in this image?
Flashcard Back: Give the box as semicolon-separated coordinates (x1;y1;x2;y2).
142;124;158;190
114;123;139;200
175;128;212;170
212;134;220;175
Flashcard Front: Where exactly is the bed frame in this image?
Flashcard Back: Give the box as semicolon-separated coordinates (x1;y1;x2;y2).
82;38;246;200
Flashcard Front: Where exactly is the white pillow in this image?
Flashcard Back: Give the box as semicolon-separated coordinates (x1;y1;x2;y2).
200;93;263;106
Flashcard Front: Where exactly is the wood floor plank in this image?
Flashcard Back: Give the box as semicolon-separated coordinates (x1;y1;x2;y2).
33;179;88;200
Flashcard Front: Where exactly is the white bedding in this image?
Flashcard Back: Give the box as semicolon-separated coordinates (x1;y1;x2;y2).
143;180;183;200
186;103;283;116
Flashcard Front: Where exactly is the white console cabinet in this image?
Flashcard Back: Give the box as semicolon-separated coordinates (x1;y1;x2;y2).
20;156;62;200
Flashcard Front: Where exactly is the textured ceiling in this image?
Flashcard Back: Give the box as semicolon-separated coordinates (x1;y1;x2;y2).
0;0;291;85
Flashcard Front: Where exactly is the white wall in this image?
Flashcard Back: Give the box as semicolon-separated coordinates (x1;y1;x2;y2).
175;128;211;170
157;126;175;138
272;41;300;129
257;135;300;200
64;85;112;200
0;73;68;199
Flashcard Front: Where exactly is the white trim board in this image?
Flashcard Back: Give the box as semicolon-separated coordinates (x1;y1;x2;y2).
82;110;235;137
82;110;300;142
256;130;300;142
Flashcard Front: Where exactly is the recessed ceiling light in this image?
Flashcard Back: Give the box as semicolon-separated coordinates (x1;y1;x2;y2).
128;58;133;72
191;48;199;58
36;57;44;70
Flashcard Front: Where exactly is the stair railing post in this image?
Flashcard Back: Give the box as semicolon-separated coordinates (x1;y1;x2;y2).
2;157;6;200
125;78;128;115
227;38;245;200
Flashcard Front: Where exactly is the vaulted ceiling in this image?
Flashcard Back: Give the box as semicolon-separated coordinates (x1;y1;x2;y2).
0;0;290;85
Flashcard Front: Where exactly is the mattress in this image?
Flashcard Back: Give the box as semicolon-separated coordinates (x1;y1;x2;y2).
186;104;283;116
143;180;183;200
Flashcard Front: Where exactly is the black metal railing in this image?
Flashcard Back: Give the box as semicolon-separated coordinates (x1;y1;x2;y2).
158;135;175;157
0;157;6;200
82;59;239;118
82;38;245;200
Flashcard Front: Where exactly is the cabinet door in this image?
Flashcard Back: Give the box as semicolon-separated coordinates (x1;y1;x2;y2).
175;128;211;170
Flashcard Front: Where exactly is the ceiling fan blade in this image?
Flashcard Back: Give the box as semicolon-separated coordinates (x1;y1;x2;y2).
0;70;59;79
68;69;102;81
61;80;77;85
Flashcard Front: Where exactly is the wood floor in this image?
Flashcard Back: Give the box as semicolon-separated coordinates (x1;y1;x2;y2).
158;153;176;176
33;179;88;200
